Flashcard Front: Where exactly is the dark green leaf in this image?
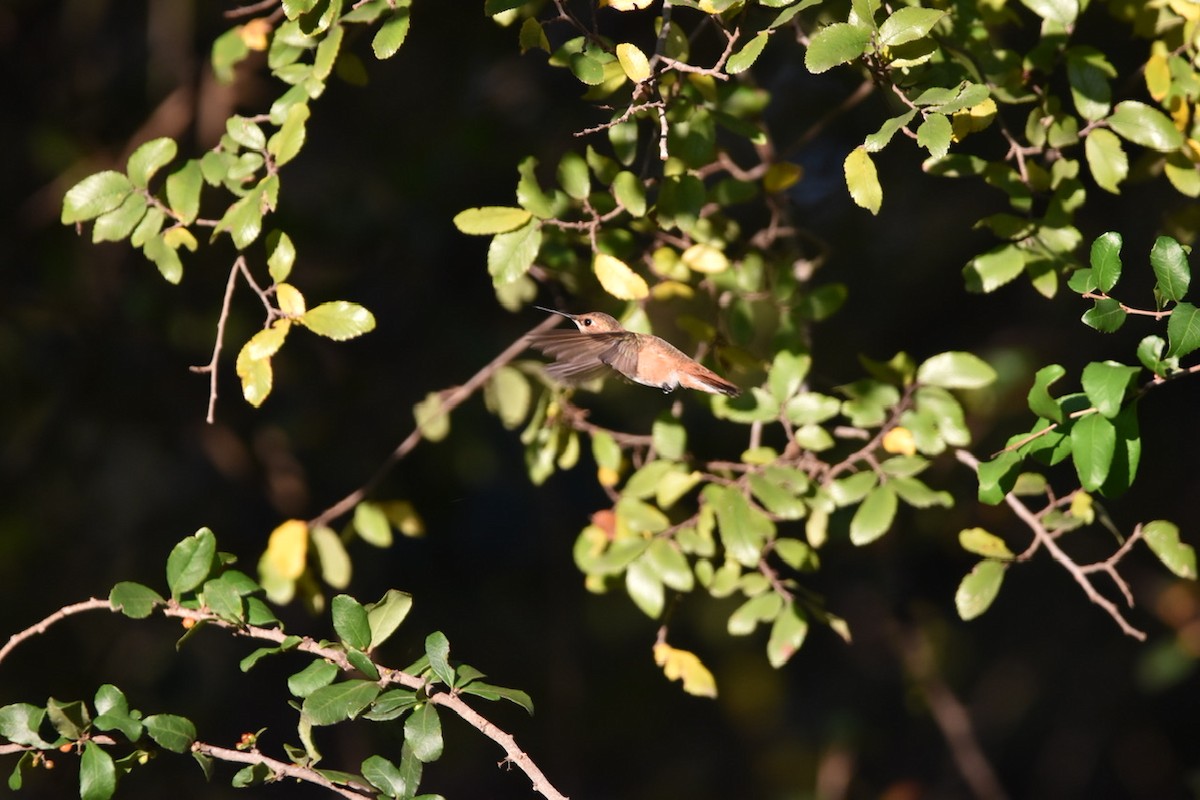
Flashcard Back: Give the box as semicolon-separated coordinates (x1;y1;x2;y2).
1167;302;1200;358
878;7;944;46
288;659;339;697
366;589;413;650
144;714;196;754
80;741;117;800
425;631;454;687
346;649;380;681
0;704;52;748
362;755;406;796
109;582;164;619
1027;364;1066;423
404;703;443;763
1080;361;1139;418
201;575;244;622
364;688;418;722
332;594;372;651
1081;297;1126;332
1090;232;1122;291
303;680;382;726
1070;412;1115;491
977;450;1022;505
1100;400;1141;497
1152;236;1191;303
459;681;535;714
166;528;217;598
727;31;769;74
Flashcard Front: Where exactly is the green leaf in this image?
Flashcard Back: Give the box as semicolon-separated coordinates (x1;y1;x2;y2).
353;501;392;547
977;450;1022;505
90;190;147;241
1167;302;1200;359
557;150;590;200
843;146;881;214
1090;232;1123;291
404;703;444;763
955;560;1007;620
332;594;372;651
300;301;376;340
612;170;646;217
211;26;250;83
458;681;535;714
625;555;665;618
648;538;694;592
62;171;134;224
166;160;203;224
1028;364;1066;423
878;7;944;46
0;704;52;748
849;485;898;545
805;22;871;74
267;230;296;283
964;245;1025;293
268;102;310;167
864;110;917;152
1100;401;1141;497
1018;0;1079;25
1082;297;1127;332
1070;412;1115;491
728;592;783;635
916;351;996;389
373;8;411;58
144;714;196;754
958;528;1014;559
166;528;217;598
361;755;406;796
366;589;413;650
202;575;245;622
488;218;542;287
726;31;769;74
413;392;450;442
215;187;264;250
454;206;533;235
288;659;339;697
1137;335;1174;376
1142;520;1197;579
303;680;382;726
916;113;952;159
1080;361;1139;418
703;484;775;568
1107;101;1185;151
425;631;455;687
767;602;808;668
1151;236;1190;303
92;686;142;742
1084;129;1127;194
127;137;177;189
109;581;164;619
80;741;117;800
651;413;687;460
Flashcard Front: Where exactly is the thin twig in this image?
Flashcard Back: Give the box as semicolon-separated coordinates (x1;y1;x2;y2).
2;597;569;800
192;742;375;798
309;315;562;529
955;450;1147;640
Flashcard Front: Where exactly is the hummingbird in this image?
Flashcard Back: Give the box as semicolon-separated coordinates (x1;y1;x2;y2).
528;306;740;397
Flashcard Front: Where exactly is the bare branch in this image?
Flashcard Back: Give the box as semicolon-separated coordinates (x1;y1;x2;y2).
193;742;375;798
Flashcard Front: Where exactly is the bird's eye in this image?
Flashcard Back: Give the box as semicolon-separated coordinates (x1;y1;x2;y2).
583;319;592;327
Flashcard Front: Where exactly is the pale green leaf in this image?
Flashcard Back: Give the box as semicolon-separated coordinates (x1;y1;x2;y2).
300;301;376;340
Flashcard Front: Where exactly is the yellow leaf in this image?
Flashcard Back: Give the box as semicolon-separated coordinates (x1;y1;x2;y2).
650;280;695;301
162;226;198;252
238;18;272;51
382;500;425;538
243;320;291;360
763;162;803;193
275;282;307;316
601;0;654;9
653;642;718;698
264;519;308;580
1169;0;1200;20
594;252;649;300
1145;49;1171;102
1069;491;1095;524
681;243;729;274
597;465;621;488
235;343;273;407
951;97;997;141
843;146;882;215
882;426;917;456
616;42;651;83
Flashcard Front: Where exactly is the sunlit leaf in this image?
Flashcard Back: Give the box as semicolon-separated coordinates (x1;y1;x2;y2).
955;560;1007;620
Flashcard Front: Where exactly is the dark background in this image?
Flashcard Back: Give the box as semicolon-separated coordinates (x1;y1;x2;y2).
3;2;1199;798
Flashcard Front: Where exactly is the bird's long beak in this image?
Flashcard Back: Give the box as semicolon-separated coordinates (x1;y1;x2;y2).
534;305;576;320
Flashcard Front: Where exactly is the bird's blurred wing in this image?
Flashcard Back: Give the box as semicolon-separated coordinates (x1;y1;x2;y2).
527;331;626;383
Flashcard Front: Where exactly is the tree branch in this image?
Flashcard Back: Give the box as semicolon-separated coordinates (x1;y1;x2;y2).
955;449;1147;640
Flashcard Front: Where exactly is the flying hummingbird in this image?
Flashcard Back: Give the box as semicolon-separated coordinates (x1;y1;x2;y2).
528;307;740;397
